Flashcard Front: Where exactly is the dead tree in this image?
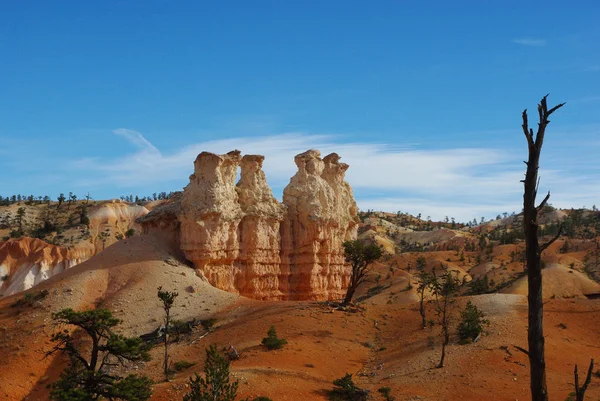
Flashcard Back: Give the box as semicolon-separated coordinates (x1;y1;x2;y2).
521;95;565;401
574;359;594;401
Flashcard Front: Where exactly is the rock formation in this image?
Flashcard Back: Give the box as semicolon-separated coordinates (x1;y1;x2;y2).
0;238;87;296
179;150;244;293
156;148;359;300
0;202;149;297
282;151;359;300
236;155;287;298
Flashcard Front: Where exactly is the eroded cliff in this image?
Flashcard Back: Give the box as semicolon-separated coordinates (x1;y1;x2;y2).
155;148;359;300
0;201;149;296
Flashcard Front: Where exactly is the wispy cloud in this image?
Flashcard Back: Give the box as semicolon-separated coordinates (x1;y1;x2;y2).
512;38;547;46
6;129;599;222
61;130;530;221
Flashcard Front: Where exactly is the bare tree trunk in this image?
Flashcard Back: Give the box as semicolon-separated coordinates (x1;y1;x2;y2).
164;309;170;381
419;294;427;329
343;286;356;305
438;324;449;368
574;359;594;401
521;95;564;401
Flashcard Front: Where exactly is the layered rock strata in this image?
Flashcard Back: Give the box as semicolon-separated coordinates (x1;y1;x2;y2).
163;148;359;300
0;238;88;296
0;202;149;296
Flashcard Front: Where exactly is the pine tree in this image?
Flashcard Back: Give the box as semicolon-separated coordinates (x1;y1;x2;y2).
457;301;488;342
157;286;178;381
261;326;287;350
46;308;152;400
183;345;239;401
342;240;382;304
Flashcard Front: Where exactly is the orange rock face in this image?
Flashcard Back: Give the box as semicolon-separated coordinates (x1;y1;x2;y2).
148;149;359;300
0;202;149;297
0;238;87;296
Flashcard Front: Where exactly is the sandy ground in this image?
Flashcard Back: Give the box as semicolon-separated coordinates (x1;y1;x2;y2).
0;233;598;400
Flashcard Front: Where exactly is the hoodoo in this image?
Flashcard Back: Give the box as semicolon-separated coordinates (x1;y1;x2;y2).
144;149;359;300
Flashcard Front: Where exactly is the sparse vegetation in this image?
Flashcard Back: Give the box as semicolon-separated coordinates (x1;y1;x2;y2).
158;286;179;381
342;240;383;305
377;386;395;401
174;360;196;372
457;301;488;343
416;268;434;328
183;344;240;401
430;270;459;368
261;325;287;350
329;373;368;401
201;318;218;331
11;289;49;308
46;308;152;401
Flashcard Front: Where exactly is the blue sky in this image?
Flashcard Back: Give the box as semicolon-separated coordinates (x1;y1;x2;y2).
1;1;599;221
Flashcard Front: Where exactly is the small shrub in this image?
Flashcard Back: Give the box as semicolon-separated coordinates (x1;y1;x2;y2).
11;289;49;308
361;341;375;349
201;318;217;331
251;397;274;401
173;360;196;372
1;274;8;281
261;326;287;350
329;373;368;401
366;284;384;297
458;301;489;342
171;319;193;335
184;344;238;401
557;322;567;329
377;386;395;401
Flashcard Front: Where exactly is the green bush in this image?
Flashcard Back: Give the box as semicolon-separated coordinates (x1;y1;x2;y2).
201;318;217;331
171;319;193;335
183;345;238;401
174;360;196;372
11;289;49;308
457;301;489;342
377;387;395;401
261;326;287;350
329;373;368;401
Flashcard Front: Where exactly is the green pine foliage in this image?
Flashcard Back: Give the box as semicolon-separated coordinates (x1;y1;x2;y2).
329;373;368;401
183;345;239;401
261;326;287;350
458;301;489;343
47;308;152;401
377;387;395;401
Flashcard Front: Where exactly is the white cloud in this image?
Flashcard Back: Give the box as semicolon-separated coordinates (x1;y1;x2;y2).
113;128;160;154
512;38;547;46
61;130;532;221
35;129;596;222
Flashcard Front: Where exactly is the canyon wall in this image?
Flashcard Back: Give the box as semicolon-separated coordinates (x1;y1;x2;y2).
0;238;88;296
0;202;149;296
167;148;359;300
